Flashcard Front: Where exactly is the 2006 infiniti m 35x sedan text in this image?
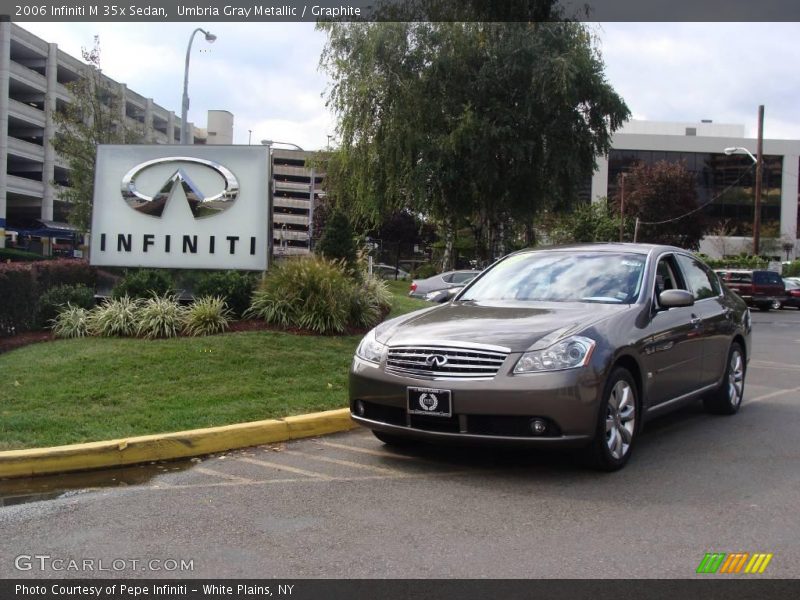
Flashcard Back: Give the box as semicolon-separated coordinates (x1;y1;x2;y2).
349;244;751;470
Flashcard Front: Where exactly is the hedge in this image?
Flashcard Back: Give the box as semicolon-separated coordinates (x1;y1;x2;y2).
0;259;96;336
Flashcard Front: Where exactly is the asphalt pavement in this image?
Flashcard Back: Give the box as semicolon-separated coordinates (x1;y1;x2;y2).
1;309;799;579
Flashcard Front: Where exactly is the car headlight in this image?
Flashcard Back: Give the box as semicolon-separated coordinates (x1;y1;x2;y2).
514;336;596;374
355;329;387;364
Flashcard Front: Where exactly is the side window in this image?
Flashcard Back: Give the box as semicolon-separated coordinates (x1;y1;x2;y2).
654;255;686;306
441;273;454;283
768;272;783;285
753;272;767;284
451;272;476;284
676;255;720;300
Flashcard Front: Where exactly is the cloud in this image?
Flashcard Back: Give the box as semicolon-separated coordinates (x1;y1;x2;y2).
597;22;800;139
20;21;800;148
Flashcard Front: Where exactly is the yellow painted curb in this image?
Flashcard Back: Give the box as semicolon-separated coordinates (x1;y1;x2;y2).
0;408;359;480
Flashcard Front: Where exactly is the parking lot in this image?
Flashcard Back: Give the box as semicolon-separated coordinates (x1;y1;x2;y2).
1;309;799;578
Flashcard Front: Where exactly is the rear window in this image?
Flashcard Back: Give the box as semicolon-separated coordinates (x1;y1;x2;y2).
753;271;783;285
727;273;752;283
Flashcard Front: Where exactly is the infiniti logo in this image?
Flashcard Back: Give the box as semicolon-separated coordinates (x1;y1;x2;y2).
121;156;239;218
425;354;449;368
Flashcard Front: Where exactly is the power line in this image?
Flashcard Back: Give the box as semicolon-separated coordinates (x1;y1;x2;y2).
635;164;757;226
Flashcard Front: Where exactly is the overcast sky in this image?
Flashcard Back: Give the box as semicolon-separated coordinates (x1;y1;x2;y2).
20;21;800;150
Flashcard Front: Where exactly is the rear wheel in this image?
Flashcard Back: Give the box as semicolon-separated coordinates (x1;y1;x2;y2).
771;299;782;310
584;368;639;472
703;342;745;415
372;430;413;447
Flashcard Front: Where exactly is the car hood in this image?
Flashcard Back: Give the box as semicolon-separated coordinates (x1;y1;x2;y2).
376;301;630;352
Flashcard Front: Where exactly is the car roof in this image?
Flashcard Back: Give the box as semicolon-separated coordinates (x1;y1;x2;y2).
508;242;680;258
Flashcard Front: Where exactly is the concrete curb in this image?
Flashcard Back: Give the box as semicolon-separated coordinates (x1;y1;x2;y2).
0;408;358;480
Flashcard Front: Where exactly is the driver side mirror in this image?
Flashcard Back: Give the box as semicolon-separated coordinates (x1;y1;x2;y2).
658;289;694;309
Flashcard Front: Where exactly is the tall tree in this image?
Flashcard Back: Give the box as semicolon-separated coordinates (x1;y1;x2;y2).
615;160;707;250
318;18;629;268
52;37;141;232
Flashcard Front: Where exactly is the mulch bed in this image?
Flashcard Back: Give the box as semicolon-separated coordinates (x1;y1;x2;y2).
0;331;54;356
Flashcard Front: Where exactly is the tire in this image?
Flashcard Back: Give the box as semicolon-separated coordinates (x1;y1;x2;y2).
372;430;413;447
584;368;639;472
703;342;746;415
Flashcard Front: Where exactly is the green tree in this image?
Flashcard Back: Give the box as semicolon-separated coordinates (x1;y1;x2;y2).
615;160;707;250
52;37;142;232
316;210;358;268
318;17;629;268
546;201;627;245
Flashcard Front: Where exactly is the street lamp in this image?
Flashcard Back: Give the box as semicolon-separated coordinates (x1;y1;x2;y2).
260;139;304;151
724;147;757;164
725;144;763;257
180;28;216;145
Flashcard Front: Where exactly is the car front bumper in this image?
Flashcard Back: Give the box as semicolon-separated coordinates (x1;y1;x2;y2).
349;356;603;446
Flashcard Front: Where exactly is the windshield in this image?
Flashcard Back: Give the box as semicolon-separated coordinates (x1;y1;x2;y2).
459;251;646;304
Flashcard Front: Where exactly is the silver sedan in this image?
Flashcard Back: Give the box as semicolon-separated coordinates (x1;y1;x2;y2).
409;270;480;298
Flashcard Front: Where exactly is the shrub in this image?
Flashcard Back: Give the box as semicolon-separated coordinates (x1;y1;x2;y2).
88;296;142;337
246;257;353;334
184;296;232;336
136;295;186;339
412;263;438;279
349;276;392;329
0;248;45;262
246;257;390;334
0;259;96;336
51;304;90;339
112;269;173;299
35;284;95;329
194;271;256;317
783;260;800;277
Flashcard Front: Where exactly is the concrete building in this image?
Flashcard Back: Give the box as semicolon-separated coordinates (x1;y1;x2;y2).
271;148;323;256
0;22;232;250
591;120;799;259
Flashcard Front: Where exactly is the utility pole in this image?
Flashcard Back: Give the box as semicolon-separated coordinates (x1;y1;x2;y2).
753;105;764;256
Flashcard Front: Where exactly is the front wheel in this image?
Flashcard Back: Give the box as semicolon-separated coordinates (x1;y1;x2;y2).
771;299;782;311
584;368;639;472
703;342;745;415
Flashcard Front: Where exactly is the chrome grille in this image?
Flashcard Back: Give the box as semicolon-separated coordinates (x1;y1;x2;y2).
386;345;508;379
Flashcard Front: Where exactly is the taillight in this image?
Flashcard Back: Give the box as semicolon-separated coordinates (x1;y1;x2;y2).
410;282;417;293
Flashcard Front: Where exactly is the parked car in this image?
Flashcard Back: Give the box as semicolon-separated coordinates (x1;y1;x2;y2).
782;279;800;309
372;264;411;280
715;269;786;311
409;270;480;298
350;244;751;471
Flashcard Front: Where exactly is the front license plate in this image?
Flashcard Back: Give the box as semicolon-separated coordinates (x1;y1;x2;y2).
407;387;452;417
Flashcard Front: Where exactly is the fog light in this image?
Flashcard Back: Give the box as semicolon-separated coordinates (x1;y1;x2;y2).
530;419;547;435
354;400;366;417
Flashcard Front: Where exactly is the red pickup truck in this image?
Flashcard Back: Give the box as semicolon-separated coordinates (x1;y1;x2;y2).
715;269;786;311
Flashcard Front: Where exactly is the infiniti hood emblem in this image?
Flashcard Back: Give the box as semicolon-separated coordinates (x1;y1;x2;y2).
425;354;449;368
121;156;239;218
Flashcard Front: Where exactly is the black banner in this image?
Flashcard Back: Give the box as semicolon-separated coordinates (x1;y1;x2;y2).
2;0;800;22
3;579;800;600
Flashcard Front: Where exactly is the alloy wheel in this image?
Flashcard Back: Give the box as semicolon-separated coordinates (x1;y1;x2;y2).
606;380;636;460
728;349;745;409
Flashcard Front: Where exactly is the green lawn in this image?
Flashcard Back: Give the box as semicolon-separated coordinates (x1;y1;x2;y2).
0;287;429;450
